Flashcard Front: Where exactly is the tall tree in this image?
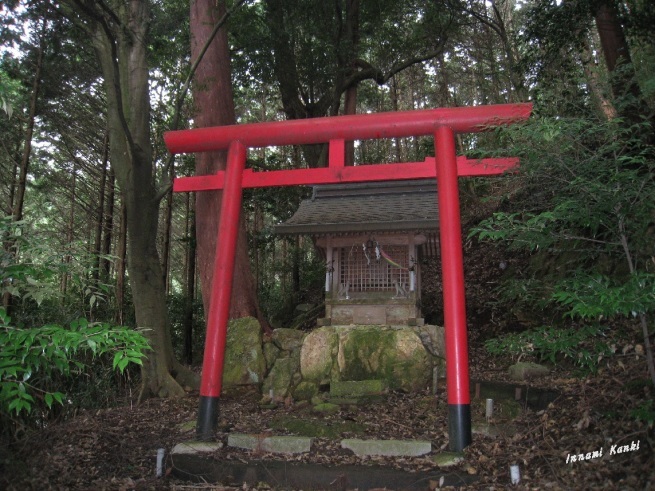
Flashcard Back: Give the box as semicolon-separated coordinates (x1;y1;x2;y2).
190;0;262;322
255;0;452;167
593;0;650;128
52;0;198;398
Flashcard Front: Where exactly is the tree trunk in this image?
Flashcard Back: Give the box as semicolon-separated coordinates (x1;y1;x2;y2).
101;168;115;281
73;0;198;398
92;130;109;283
13;24;44;223
183;193;197;365
594;1;648;126
190;0;262;321
115;200;127;325
161;175;174;296
60;161;76;295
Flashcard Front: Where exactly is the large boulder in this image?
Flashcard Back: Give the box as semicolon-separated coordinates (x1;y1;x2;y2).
222;317;266;388
413;324;445;357
272;328;305;351
262;350;301;399
300;327;339;384
336;326;430;392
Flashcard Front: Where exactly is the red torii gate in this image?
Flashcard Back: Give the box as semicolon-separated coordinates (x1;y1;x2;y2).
164;102;532;451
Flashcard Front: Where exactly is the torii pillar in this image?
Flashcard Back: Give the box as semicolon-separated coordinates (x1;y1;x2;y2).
165;102;532;451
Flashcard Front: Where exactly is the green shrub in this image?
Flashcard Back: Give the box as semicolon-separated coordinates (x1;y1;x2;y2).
484;324;614;373
0;307;149;416
631;399;655;427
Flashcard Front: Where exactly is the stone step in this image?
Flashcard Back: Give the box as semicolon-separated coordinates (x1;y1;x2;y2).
341;438;432;457
330;379;388;397
171;441;223;455
227;434;313;454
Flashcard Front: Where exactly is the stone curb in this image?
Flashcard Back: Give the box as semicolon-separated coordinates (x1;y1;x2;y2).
227;434;313;454
171;441;224;455
173;436;436;459
341;438;432;457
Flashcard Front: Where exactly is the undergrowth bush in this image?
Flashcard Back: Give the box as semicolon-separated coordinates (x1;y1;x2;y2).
470;108;655;386
0;218;149;437
484;324;614;373
0;307;148;417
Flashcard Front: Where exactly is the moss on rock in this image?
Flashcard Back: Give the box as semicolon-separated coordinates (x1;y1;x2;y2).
222;317;266;388
300;327;338;383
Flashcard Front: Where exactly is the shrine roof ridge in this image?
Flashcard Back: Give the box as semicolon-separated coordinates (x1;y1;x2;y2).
275;179;439;235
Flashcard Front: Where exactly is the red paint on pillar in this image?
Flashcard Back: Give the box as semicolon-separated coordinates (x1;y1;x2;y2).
435;126;470;406
199;140;247;398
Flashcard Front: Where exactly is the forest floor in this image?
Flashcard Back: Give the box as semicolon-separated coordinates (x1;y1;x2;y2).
1;237;654;490
1;326;653;490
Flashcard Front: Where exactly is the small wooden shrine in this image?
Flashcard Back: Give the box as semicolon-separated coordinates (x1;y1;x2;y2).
275;179;439;326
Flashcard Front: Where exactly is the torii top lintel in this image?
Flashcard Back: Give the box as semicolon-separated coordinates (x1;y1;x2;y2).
164;103;532;154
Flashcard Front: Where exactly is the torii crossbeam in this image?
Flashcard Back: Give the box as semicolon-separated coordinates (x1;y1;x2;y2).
164;102;532;451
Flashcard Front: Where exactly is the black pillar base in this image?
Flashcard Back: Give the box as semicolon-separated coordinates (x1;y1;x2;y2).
448;404;472;452
197;396;220;441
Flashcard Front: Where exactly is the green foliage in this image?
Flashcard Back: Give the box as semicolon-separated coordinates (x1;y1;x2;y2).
470;112;655;320
1;218;149;423
484;324;613;373
0;307;149;416
631;399;655;427
553;272;655;320
1;217;116;325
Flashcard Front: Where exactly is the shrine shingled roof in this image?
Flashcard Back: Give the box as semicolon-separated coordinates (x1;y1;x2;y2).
275;179;439;235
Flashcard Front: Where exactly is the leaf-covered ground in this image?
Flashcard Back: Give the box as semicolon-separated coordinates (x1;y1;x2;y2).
1;331;652;490
1;238;653;489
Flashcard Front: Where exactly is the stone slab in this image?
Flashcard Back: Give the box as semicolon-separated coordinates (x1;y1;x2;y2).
341;439;431;457
227;434;313;454
171;441;223;455
431;452;464;467
330;379;387;397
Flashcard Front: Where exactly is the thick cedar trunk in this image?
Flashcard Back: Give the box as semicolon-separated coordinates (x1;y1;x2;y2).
190;0;261;321
343;0;360;167
594;1;649;127
390;76;403;162
343;86;357;166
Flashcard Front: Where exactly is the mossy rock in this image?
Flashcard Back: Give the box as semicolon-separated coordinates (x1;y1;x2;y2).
222;317;266;388
263;350;301;399
292;381;319;401
272;328;306;351
337;326;430;391
300;327;339;383
312;402;340;414
432;452;464;467
330;379;387;397
263;341;281;371
508;362;550;381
